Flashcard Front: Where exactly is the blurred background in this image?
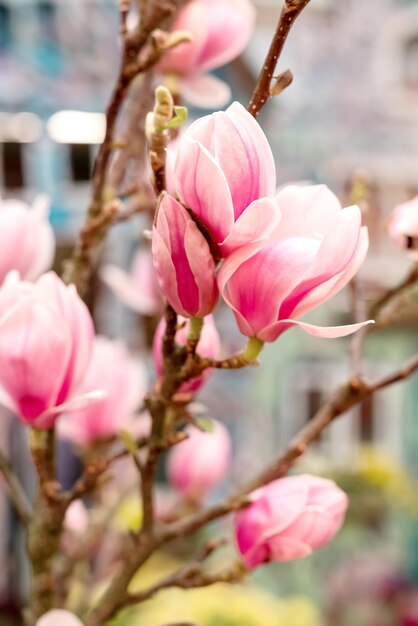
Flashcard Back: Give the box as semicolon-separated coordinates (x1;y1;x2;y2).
1;1;418;625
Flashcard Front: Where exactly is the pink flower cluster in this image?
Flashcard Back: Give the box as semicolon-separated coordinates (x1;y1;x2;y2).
159;0;255;108
235;475;348;568
152;101;372;344
386;195;418;260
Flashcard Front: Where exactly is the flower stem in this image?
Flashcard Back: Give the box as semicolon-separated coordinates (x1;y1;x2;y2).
243;337;264;363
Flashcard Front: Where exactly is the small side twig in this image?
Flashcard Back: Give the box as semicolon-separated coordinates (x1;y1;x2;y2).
0;448;32;525
248;0;311;117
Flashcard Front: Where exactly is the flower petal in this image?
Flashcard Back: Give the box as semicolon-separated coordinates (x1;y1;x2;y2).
181;74;231;108
258;318;374;343
220;197;281;256
174;137;234;243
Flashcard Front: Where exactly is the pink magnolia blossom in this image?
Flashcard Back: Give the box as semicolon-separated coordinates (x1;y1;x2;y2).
59;336;145;446
172;102;279;256
218;185;373;342
159;0;255;108
0;271;99;429
385;195;418;260
64;499;89;535
235;474;348;568
152;192;218;317
153;314;221;392
101;248;163;316
167;419;231;500
36;611;84;626
0;195;55;284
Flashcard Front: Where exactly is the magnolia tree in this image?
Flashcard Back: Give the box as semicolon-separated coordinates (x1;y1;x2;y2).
1;1;418;625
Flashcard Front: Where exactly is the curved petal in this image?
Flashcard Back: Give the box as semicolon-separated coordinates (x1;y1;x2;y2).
226;102;276;199
184;220;219;316
258;318;374;343
36;609;84;626
35;389;108;430
292;227;369;319
197;0;256;72
181;74;231;108
152;226;185;315
220;197;281;256
174;137;234;243
158;0;208;74
221;238;319;337
279;206;362;319
0;298;72;425
100;264;160;316
274;184;342;240
25;195;55;280
37;274;94;403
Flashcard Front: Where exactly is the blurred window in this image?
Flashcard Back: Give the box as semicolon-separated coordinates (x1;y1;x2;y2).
404;35;418;88
69;144;92;182
2;142;24;190
0;4;11;51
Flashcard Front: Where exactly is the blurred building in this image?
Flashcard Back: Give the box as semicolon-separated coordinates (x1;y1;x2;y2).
0;0;119;237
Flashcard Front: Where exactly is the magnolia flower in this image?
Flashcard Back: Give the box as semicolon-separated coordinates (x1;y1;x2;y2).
153;314;221;392
0;195;55;284
59;336;145;446
64;499;89;535
152;192;218;317
0;271;99;429
101;248;163;316
159;0;255;108
167;419;231;500
172;101;279;256
235;475;348;568
36;610;84;626
385;195;418;260
218;185;372;342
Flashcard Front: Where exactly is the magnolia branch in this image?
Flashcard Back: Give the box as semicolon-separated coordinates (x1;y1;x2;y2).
64;1;179;295
0;448;32;525
248;0;311;117
369;262;418;320
161;355;418;542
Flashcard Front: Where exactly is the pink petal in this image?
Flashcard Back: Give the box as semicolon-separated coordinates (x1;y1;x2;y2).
196;0;256;72
36;389;107;430
181;74;231;108
258;318;374;343
226;102;276;199
274;184;342;240
184;220;219;316
174;138;234;243
152;227;184;315
100;264;160;316
24;196;55;280
221;238;319;337
158;1;208;75
36;610;84;626
279;205;362;319
220;197;281;256
292;227;369;319
0;299;72;425
267;536;312;562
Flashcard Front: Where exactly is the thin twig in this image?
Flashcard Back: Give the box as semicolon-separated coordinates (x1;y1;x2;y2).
0;448;32;525
248;0;311;117
369;263;418;320
161;357;418;542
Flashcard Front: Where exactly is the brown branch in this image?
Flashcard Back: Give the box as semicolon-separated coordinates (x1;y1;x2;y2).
64;1;177;295
0;448;32;525
369;263;418;320
248;0;311;117
123;559;246;608
161;357;418;543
